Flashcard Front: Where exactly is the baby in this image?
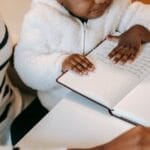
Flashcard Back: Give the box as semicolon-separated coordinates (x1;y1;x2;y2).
59;0;150;74
15;0;150;110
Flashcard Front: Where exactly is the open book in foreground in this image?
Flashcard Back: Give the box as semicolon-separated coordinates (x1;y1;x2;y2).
57;38;150;127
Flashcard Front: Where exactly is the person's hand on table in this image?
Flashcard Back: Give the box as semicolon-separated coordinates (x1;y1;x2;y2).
102;126;150;150
70;126;150;150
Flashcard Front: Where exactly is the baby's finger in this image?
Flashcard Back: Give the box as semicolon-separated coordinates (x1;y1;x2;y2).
70;58;86;72
112;47;128;63
108;47;119;59
72;56;90;72
70;59;78;66
129;54;135;63
78;55;95;71
116;46;135;64
72;64;88;75
71;66;83;75
107;34;120;41
113;46;128;63
113;53;123;63
108;45;124;59
119;51;132;64
128;48;137;63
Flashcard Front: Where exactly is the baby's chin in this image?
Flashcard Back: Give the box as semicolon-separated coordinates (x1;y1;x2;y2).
81;11;105;20
86;14;104;19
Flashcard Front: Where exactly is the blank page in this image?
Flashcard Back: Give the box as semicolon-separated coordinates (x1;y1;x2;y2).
113;76;150;127
57;60;139;109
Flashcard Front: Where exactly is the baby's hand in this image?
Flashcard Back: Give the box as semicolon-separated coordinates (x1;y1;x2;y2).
62;53;95;75
108;26;144;64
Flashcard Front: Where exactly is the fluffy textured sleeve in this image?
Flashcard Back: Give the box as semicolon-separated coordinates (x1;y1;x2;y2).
14;5;68;91
118;2;150;32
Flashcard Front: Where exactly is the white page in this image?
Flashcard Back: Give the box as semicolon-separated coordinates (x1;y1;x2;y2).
91;40;150;80
58;61;139;109
58;40;150;109
17;92;134;148
113;75;150;127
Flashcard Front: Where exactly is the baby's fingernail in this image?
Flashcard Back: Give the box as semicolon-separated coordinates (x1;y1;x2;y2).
128;60;133;64
89;67;93;71
112;60;117;64
79;72;83;75
118;61;123;65
83;71;87;75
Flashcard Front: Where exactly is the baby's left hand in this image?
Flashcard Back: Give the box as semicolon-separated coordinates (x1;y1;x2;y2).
108;26;143;64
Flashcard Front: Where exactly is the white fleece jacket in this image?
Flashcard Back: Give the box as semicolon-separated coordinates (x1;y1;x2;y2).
15;0;150;110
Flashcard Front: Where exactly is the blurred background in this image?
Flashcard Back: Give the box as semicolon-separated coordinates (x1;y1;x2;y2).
0;0;31;44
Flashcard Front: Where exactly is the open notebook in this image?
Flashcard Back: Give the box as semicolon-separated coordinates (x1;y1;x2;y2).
57;39;150;127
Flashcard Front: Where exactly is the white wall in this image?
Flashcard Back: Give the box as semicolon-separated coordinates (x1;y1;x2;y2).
0;0;31;43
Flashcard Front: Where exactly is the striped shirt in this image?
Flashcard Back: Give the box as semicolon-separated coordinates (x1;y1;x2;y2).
0;17;22;144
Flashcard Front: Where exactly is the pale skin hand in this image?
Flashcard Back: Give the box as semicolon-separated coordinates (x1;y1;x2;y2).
108;25;150;64
69;126;150;150
62;53;95;75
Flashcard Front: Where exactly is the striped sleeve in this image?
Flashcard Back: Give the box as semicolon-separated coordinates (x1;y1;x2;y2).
0;21;13;124
0;146;67;150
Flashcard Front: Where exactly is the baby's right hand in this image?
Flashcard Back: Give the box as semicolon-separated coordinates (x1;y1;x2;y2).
62;53;95;75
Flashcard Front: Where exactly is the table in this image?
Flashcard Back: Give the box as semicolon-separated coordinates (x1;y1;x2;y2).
17;92;134;149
